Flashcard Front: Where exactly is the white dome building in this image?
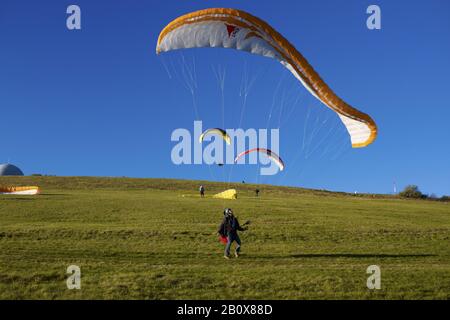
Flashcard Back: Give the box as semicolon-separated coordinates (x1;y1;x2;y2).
0;164;24;176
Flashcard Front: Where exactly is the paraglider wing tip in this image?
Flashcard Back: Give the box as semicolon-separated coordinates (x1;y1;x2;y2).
351;120;378;148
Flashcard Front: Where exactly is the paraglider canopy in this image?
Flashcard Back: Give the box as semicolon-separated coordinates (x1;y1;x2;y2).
234;148;285;171
213;189;237;200
199;128;231;145
0;186;39;195
157;8;377;148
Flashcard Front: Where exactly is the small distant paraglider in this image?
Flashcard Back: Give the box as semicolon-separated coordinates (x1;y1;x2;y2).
199;128;231;145
199;129;229;167
235;148;285;172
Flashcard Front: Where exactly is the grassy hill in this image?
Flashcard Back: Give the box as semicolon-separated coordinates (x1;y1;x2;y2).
0;176;449;299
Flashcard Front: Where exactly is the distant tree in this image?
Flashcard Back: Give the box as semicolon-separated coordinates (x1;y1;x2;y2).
399;185;423;199
440;195;450;202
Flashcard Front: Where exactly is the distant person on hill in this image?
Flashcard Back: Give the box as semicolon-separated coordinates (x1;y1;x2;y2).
255;189;260;197
218;208;248;259
199;185;205;198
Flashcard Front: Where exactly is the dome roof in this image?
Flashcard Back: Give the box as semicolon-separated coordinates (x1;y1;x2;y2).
0;164;24;176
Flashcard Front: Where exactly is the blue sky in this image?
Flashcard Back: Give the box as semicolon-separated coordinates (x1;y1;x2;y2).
1;0;449;195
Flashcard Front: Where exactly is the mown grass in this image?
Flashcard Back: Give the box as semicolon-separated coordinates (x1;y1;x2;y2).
0;176;449;299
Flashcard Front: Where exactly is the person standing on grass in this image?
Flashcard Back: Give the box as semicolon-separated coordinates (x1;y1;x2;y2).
218;208;248;259
199;185;205;198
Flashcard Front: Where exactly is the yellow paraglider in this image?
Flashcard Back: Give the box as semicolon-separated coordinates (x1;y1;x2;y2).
213;189;237;200
0;186;40;195
199;128;231;145
157;8;377;148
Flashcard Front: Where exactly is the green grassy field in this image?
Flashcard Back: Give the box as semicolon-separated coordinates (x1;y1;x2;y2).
0;176;449;299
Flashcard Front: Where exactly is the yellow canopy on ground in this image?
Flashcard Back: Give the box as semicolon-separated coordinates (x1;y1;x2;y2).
213;189;237;200
0;186;40;195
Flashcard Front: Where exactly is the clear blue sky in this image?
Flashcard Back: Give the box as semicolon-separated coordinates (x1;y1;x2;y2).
1;0;449;196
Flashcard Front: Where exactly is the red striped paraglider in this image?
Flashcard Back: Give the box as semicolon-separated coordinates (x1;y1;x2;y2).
234;148;285;171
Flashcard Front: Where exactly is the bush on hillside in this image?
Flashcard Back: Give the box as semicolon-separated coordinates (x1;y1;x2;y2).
399;185;424;199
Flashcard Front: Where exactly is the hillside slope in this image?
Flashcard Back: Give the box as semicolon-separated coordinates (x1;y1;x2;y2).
0;176;449;299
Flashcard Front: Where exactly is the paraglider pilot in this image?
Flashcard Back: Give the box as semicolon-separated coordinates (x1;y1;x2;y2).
218;208;248;259
199;185;205;198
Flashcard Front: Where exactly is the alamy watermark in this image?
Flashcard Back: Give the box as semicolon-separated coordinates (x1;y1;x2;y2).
66;265;81;289
171;121;280;176
366;265;381;290
66;5;81;30
367;5;381;30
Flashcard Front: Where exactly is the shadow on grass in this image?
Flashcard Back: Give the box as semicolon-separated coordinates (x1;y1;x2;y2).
0;197;36;201
289;253;437;259
249;253;437;259
0;193;70;200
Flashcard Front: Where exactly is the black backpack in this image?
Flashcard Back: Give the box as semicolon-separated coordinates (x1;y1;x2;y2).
219;217;231;236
